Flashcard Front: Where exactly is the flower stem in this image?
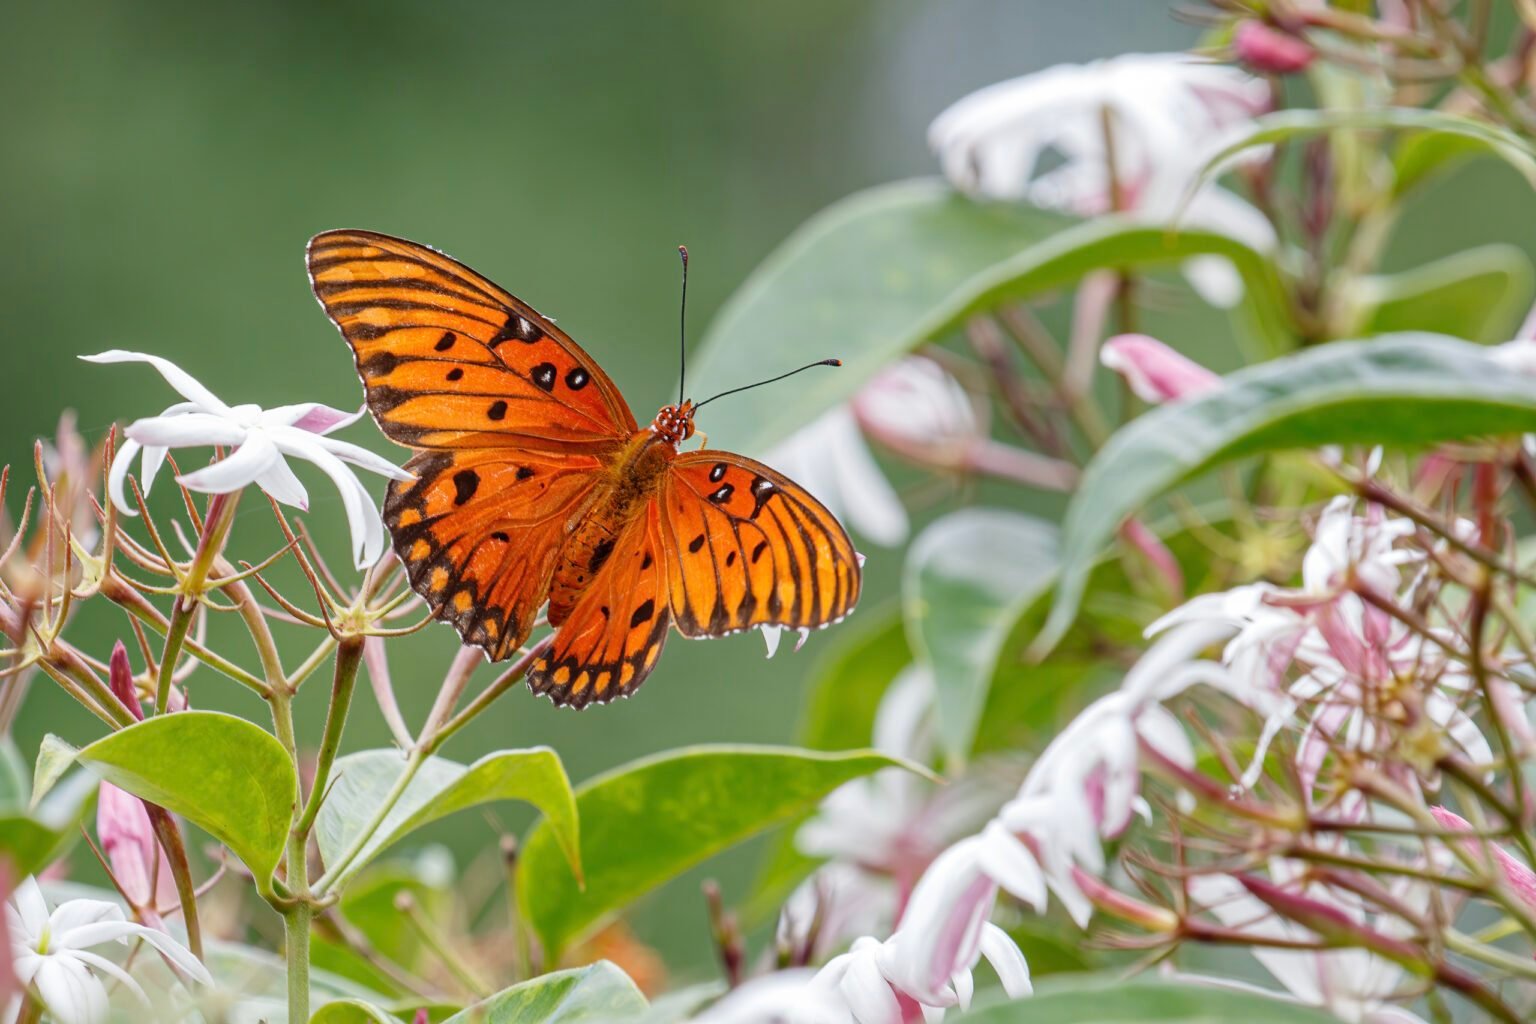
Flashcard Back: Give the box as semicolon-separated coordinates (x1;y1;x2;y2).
295;637;362;838
15;993;43;1024
312;747;424;897
146;805;203;961
157;491;240;712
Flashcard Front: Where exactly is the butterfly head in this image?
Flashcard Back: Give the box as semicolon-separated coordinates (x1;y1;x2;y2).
651;400;697;445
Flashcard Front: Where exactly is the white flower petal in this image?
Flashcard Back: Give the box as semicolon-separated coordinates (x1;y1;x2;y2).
33;955;108;1024
47;898;124;938
279;435;385;568
309;433;413;481
838;947;900;1024
260;402;365;435
979;922;1031;997
174;430;282;496
81;351;233;416
973;821;1046;913
67;950;150;1007
106;439;142;516
14;878;49;937
134;928;214;986
254;454;310;510
126;413;247;449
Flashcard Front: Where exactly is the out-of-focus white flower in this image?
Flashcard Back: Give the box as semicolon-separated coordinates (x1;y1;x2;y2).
768;357;978;547
1100;334;1221;404
82;350;411;568
929;53;1275;307
1149;497;1492;795
794;668;1012;950
8;877;211;1024
1188;872;1427;1024
691;968;852;1024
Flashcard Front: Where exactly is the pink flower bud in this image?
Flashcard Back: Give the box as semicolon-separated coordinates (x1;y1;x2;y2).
108;640;144;721
1430;806;1536;910
1234;21;1315;75
1100;335;1221;404
1119;519;1184;599
98;782;169;915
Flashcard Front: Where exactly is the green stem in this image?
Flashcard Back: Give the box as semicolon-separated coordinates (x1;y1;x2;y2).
312;748;424;897
146;804;203;961
427;639;551;755
15;993;43;1024
295;638;362;837
157;491;241;713
284;898;312;1024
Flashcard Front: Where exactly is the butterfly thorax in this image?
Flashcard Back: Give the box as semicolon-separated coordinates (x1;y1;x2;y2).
547;428;677;626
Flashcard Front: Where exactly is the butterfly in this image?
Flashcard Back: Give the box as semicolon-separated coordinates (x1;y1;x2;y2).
307;230;862;708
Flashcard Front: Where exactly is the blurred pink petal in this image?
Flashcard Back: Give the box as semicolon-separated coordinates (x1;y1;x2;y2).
1101;334;1221;403
1234;21;1315;74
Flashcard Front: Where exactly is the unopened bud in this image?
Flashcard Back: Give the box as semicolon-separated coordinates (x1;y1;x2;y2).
1071;866;1178;932
108;641;144;721
1234;21;1315;75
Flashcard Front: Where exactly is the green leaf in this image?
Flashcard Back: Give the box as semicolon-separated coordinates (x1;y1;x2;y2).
316;747;580;887
30;734;78;810
905;509;1059;765
311;1000;405;1024
911;217;1295;361
518;745;923;957
441;962;647;1023
1187;106;1536;198
75;711;296;885
1039;334;1536;653
954;978;1341;1023
690;179;1073;454
1351;244;1534;344
0;738;30;808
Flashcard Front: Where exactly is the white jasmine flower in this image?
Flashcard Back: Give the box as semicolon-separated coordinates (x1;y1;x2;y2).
691;968;853;1024
82;350;411;568
929;53;1275;307
9;877;211;1024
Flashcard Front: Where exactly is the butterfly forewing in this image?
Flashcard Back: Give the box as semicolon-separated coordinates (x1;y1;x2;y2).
661;452;860;637
308;230;636;449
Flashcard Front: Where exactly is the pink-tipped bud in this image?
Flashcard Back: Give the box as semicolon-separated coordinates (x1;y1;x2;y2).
1430;806;1536;910
413;1011;430;1024
1234;21;1315;75
97;782;169;917
1071;866;1178;932
108;641;143;722
1100;335;1221;404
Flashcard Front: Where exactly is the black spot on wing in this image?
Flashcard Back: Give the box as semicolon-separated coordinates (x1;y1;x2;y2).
452;469;479;505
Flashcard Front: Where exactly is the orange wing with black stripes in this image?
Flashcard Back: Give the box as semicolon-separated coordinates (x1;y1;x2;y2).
659;452;860;639
307;229;636;449
525;501;672;708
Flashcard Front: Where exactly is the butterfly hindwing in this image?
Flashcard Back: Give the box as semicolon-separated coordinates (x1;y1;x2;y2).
308;229;637;449
528;500;671;708
660;451;861;638
387;447;604;660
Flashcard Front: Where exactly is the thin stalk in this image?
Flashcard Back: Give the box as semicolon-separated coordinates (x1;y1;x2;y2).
145;805;203;960
428;639;551;754
295;638;362;837
312;748;424;897
156;492;240;712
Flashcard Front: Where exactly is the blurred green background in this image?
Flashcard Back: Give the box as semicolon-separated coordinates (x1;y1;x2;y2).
4;0;1534;984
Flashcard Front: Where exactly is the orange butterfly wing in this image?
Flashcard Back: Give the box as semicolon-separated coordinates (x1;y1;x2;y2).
526;500;672;707
659;451;861;639
386;447;604;660
307;229;637;449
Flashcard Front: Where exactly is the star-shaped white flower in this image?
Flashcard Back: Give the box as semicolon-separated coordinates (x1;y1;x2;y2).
83;350;412;568
8;877;212;1024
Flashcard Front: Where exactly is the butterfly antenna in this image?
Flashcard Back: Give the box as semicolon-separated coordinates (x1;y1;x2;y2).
693;359;842;409
677;245;689;407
